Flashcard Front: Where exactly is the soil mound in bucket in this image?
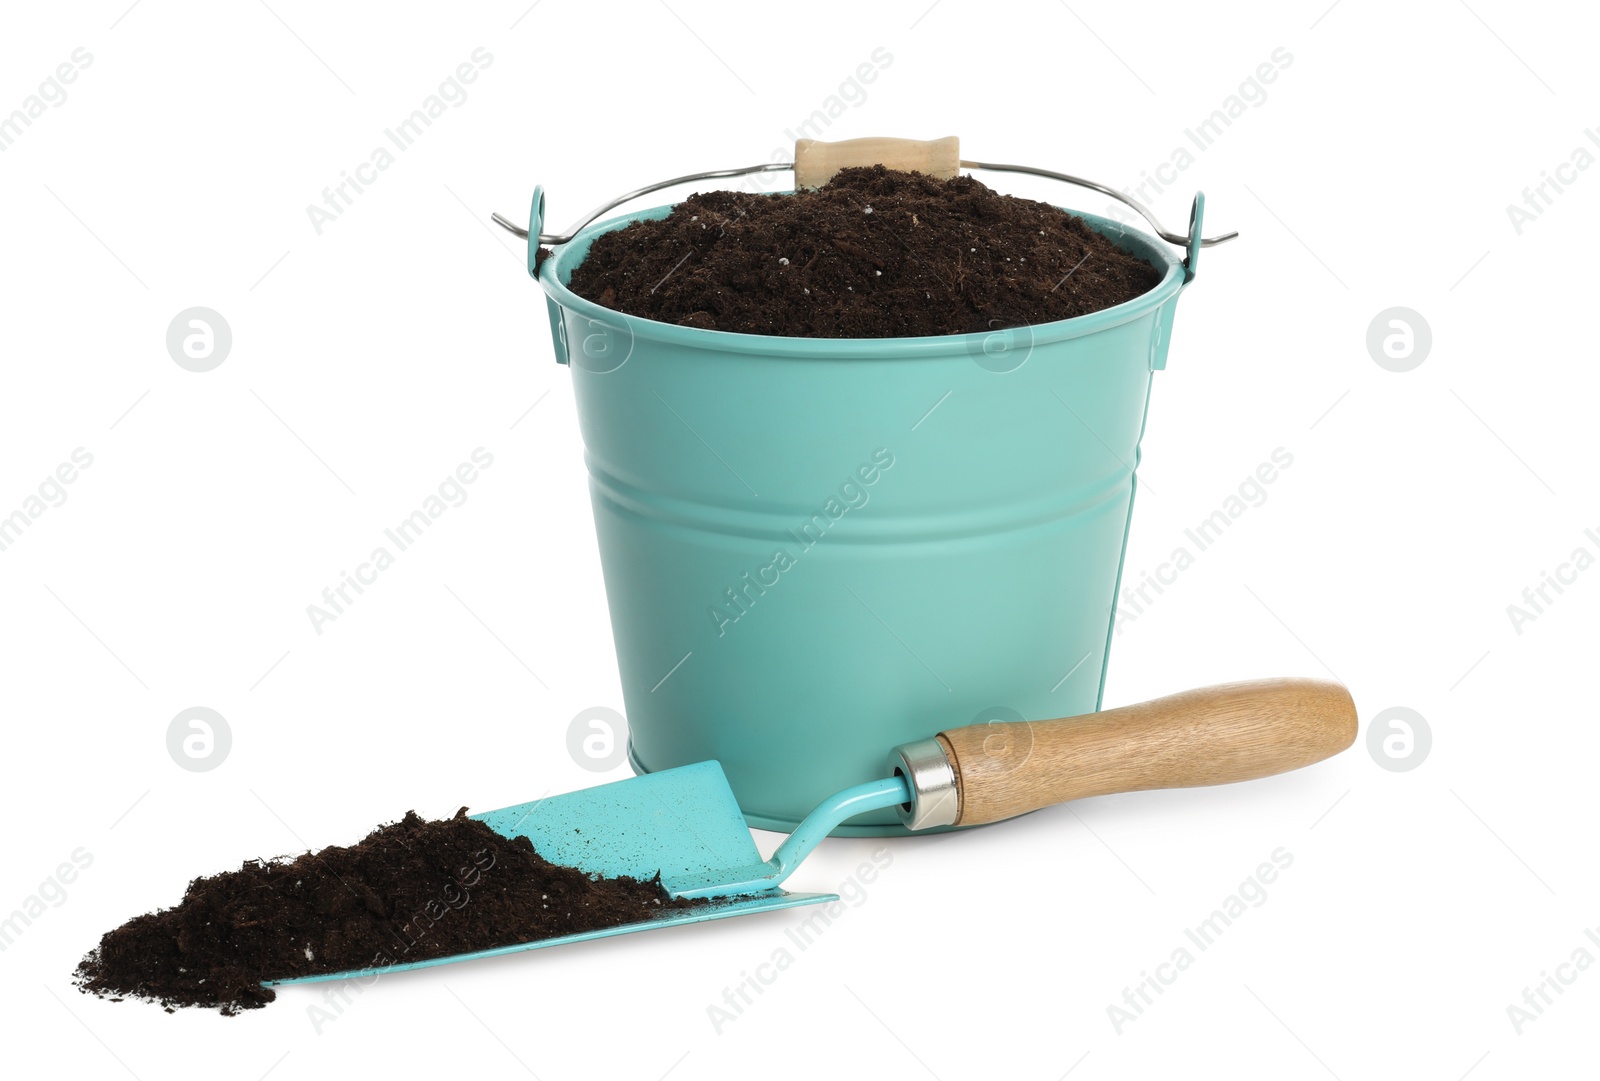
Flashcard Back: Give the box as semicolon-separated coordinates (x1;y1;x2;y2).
74;809;709;1015
565;165;1164;337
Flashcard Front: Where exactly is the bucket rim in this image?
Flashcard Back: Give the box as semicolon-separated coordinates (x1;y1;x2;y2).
537;199;1186;358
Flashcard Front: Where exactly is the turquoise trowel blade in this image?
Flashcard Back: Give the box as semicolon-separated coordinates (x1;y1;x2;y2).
265;763;836;988
264;891;834;987
475;761;781;893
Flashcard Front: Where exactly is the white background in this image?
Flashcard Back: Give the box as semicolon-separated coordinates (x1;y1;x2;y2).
2;1;1596;1077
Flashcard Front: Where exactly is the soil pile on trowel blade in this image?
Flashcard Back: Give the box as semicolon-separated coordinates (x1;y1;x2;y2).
74;809;709;1015
566;165;1164;337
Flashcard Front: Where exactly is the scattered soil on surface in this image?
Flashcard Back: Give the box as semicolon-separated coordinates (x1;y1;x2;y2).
75;809;707;1015
565;165;1164;337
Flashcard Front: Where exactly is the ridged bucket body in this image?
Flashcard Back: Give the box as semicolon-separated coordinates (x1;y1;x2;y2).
540;204;1190;834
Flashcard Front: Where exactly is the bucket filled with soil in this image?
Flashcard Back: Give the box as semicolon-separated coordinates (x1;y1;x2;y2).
501;137;1231;834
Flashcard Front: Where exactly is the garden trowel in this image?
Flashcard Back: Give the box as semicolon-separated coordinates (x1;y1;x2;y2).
268;677;1354;986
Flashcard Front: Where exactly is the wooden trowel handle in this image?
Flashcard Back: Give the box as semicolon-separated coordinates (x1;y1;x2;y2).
892;679;1357;829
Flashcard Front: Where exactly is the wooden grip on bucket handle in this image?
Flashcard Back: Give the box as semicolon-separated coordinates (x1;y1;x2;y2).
934;678;1357;827
794;136;960;189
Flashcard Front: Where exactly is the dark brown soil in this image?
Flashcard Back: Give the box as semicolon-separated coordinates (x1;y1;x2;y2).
565;166;1164;337
74;809;707;1015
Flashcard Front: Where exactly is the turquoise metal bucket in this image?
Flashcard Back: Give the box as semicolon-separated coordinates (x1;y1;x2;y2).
520;174;1213;835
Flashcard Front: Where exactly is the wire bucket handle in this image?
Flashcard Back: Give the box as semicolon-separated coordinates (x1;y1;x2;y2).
492;136;1237;282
